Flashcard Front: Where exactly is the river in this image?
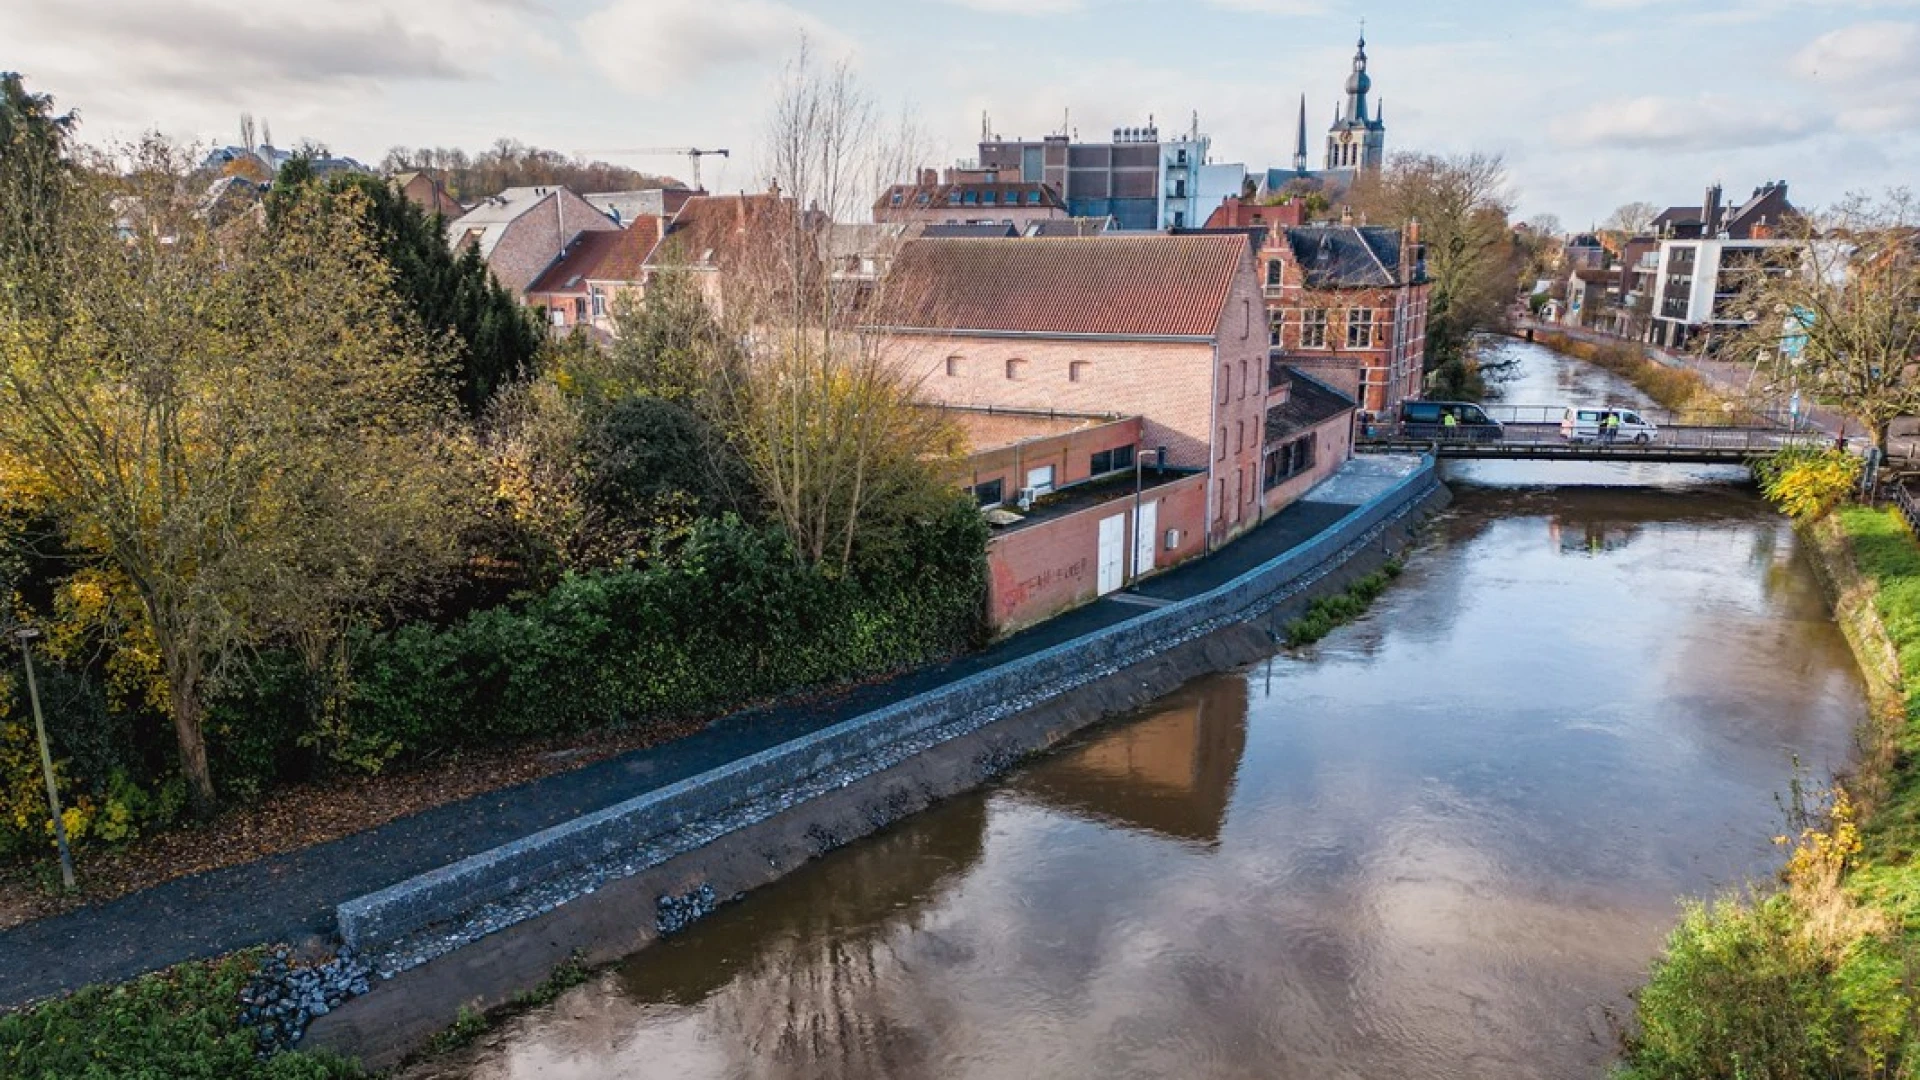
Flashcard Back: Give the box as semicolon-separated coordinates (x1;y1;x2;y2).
418;339;1867;1080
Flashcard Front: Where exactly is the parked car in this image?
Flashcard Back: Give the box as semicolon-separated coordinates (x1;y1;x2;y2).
1561;406;1659;444
1399;400;1504;442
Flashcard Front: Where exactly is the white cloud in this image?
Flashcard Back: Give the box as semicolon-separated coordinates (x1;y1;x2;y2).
1554;94;1815;150
1790;21;1920;131
576;0;844;91
939;0;1087;12
1791;20;1920;83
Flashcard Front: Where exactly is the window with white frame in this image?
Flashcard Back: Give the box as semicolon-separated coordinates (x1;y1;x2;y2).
1346;308;1375;348
1301;308;1328;348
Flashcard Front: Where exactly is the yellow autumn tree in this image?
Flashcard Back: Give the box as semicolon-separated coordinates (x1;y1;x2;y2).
0;138;474;809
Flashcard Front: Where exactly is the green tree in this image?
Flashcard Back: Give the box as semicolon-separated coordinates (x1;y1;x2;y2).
0;140;471;809
271;161;543;416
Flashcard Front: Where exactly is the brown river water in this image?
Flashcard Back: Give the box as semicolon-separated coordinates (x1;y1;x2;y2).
421;340;1868;1079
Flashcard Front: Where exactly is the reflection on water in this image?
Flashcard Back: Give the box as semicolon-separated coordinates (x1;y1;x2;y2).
426;343;1866;1080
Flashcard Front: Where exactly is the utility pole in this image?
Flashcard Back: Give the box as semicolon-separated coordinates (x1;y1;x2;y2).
14;627;75;890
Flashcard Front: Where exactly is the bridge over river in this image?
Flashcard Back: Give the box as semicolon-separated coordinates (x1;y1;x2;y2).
1358;401;1828;465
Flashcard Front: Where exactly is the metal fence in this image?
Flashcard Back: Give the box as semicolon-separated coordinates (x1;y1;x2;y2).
1478;402;1797;429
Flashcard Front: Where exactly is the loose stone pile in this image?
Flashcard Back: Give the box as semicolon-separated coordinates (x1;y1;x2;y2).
655;884;719;935
237;945;372;1052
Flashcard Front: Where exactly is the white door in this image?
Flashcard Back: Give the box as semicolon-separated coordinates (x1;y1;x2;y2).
1134;500;1158;577
1098;513;1126;596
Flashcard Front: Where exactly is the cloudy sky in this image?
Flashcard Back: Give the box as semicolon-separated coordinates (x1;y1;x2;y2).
5;0;1916;226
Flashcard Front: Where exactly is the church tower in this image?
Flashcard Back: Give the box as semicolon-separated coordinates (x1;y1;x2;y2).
1325;32;1385;173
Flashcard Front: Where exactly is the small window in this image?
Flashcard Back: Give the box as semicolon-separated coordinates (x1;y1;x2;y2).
1006;357;1026;380
591;290;605;318
1090;445;1135;475
1069;360;1090;383
946;355;963;377
890;191;904;206
1266;260;1282;287
1268;310;1283;348
962;190;979;205
573;297;587;319
916;192;930;206
1026;191;1041;205
1026;464;1055;492
983;191;998;205
972;477;1005;507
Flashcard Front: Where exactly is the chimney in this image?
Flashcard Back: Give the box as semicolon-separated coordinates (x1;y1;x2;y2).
1703;183;1723;237
1339;205;1354;227
921;167;937;186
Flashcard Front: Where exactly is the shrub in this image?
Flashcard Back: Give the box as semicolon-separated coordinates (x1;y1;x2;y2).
1617;894;1915;1080
340;502;987;773
1754;446;1862;521
1285;563;1402;647
0;951;363;1079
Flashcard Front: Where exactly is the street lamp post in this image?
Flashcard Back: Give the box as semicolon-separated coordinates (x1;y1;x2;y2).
14;628;75;890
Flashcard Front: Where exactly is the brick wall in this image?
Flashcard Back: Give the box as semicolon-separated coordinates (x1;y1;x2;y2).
986;472;1208;632
1260;409;1352;513
1260;246;1431;415
956;416;1142;502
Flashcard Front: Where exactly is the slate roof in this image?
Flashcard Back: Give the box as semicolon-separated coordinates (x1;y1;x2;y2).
876;181;1066;213
921;222;1020;239
882;234;1251;339
525;217;663;294
1025;217;1112;237
1282;225;1404;287
1265;368;1356;441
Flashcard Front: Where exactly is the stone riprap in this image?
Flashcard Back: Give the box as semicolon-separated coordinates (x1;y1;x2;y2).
337;458;1441;970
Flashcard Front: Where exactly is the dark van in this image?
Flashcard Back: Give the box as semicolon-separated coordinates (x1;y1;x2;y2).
1399;400;1504;442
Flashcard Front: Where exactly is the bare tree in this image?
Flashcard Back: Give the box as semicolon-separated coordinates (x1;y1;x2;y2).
1605;200;1661;236
1525;213;1563;238
1730;191;1920;453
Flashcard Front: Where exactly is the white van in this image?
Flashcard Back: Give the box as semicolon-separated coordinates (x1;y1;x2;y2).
1561;406;1659;444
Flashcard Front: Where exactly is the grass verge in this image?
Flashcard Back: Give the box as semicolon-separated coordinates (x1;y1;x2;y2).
411;951;595;1062
1284;561;1402;647
0;951;364;1079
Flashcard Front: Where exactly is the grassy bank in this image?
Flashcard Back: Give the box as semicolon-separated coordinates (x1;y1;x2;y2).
0;951;364;1079
1616;505;1920;1078
1532;330;1728;417
1284;562;1402;646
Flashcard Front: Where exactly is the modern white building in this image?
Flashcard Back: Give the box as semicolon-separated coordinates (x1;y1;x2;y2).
1157;136;1245;231
1648;238;1798;351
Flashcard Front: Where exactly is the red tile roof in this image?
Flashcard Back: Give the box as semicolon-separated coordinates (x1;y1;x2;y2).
882;235;1250;339
525;217;662;295
646;193;796;269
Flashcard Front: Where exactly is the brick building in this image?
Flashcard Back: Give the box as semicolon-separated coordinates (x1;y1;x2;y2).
642;189;803;318
447;186;619;297
876;234;1353;619
1260;222;1429;416
392;170;463;220
523;217;663;335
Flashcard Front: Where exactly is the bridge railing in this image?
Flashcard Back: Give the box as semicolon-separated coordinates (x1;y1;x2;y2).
1478;403;1796;429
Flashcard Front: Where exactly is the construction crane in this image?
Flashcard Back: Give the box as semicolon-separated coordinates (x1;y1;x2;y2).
574;147;730;192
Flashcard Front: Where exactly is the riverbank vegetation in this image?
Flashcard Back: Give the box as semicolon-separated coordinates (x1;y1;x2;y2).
0;951;363;1079
1283;562;1403;647
0;66;985;903
1531;330;1725;416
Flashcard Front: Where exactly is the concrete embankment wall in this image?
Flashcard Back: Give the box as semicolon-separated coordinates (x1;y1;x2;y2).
314;461;1445;1068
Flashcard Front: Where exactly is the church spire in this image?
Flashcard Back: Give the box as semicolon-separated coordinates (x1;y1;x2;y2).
1294;94;1308;173
1342;30;1372;125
